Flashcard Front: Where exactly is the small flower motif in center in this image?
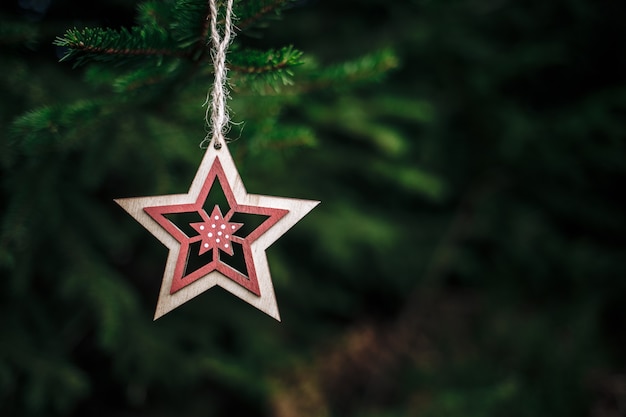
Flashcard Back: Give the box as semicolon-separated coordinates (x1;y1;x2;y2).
190;205;243;255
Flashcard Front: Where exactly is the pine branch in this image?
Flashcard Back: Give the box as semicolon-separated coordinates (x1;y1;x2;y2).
236;0;295;31
54;26;180;66
230;45;303;74
229;45;304;93
171;0;212;52
10;100;109;147
136;0;173;27
52;0;308;89
84;62;185;93
293;49;399;93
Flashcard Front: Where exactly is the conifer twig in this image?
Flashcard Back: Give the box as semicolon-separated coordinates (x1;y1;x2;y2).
236;0;291;31
230;60;291;74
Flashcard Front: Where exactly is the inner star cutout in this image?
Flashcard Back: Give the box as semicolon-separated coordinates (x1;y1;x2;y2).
115;141;319;321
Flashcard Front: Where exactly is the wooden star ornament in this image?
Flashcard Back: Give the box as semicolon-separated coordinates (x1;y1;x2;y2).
115;139;319;321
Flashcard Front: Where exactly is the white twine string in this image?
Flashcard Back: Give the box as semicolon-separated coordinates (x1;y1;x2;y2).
202;0;235;149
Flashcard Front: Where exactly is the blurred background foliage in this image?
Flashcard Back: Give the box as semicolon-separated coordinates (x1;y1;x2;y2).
1;0;625;416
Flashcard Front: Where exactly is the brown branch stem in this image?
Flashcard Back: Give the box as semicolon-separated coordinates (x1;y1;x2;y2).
69;42;187;58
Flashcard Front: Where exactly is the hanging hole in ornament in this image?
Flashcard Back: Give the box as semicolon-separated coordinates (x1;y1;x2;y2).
219;241;248;277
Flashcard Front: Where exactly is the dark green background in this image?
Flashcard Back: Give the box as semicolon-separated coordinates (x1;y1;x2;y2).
1;0;625;416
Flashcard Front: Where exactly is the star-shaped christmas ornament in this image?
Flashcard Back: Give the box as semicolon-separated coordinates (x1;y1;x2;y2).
115;140;319;321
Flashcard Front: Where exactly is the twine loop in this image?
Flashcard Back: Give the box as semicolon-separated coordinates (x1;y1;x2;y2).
202;0;235;150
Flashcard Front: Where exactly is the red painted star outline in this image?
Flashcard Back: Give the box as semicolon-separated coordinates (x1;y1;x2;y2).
115;141;319;321
143;158;288;296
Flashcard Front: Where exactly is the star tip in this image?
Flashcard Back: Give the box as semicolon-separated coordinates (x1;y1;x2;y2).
113;197;128;208
153;309;166;321
271;310;282;322
262;305;282;322
301;199;321;216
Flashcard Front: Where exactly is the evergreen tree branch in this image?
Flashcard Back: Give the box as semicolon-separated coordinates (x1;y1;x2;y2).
170;0;213;57
230;62;288;73
228;45;304;93
236;0;294;31
54;27;182;66
229;45;303;72
292;49;399;93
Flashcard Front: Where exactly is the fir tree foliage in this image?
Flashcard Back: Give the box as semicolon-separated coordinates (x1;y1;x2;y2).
54;0;307;89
